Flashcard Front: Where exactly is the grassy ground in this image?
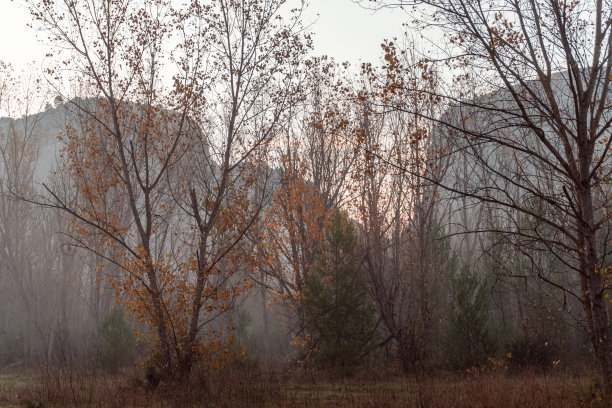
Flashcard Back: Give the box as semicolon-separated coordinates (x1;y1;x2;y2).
1;366;609;407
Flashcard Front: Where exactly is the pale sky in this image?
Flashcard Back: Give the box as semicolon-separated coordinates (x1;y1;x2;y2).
302;0;409;64
0;0;409;70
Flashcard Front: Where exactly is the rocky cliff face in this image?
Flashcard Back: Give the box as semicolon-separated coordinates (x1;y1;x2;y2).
0;102;68;183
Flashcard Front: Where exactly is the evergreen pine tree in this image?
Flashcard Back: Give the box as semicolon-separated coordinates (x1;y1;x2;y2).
303;211;378;372
445;266;493;368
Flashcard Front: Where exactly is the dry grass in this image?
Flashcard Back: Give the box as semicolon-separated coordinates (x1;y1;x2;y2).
1;365;609;407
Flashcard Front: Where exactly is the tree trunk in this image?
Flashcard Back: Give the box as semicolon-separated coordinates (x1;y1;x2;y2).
147;268;173;378
577;183;611;392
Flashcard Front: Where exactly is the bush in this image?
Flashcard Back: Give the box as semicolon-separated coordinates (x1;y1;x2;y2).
507;336;560;371
0;333;24;367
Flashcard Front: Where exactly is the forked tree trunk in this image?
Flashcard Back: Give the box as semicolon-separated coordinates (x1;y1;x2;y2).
147;267;173;378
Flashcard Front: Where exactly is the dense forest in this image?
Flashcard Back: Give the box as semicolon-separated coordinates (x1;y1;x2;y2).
1;0;612;406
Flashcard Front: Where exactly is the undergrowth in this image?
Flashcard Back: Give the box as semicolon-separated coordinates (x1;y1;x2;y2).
0;364;609;407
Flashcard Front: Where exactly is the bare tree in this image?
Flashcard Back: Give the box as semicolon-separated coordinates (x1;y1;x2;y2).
352;50;451;371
